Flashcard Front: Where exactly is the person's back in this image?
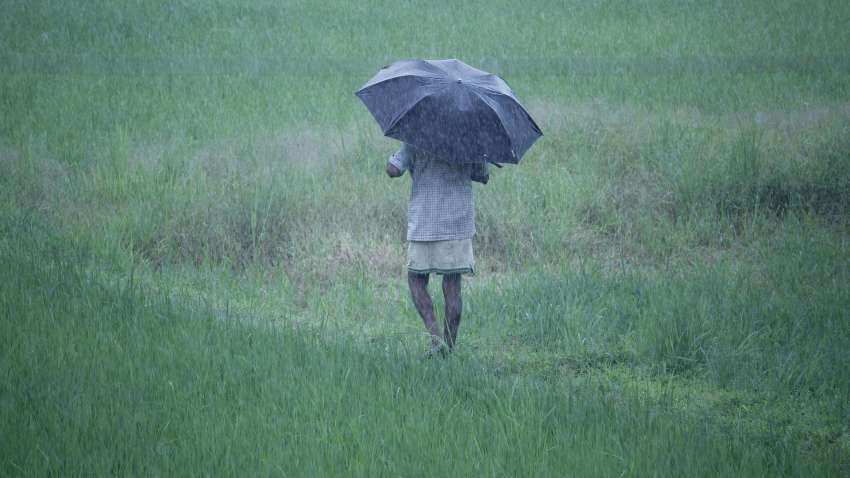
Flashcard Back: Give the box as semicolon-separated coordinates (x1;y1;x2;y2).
386;143;489;356
391;144;485;243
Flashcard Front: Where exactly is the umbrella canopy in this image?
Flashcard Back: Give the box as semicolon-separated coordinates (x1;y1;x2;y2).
355;59;542;164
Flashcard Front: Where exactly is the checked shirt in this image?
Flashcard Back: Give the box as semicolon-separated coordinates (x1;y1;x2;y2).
389;143;489;242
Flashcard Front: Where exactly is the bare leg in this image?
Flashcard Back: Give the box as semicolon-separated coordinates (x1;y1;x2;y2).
408;272;442;348
442;273;462;349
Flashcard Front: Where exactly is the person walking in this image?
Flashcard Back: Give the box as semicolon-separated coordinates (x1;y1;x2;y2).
357;58;541;356
386;142;489;356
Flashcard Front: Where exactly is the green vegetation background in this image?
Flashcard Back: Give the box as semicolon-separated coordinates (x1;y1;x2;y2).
1;0;848;475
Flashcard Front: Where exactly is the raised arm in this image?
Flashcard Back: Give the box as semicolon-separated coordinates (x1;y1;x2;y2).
386;144;411;179
386;162;403;177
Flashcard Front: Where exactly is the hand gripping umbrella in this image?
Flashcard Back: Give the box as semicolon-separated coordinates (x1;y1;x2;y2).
355;58;542;165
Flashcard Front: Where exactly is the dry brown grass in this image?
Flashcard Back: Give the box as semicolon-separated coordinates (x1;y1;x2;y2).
517;97;850;272
9;99;847;286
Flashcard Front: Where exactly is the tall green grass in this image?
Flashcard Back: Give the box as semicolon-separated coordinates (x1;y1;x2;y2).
2;0;849;474
1;214;844;475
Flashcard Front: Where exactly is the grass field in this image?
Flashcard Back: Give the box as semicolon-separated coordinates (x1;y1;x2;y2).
2;0;849;475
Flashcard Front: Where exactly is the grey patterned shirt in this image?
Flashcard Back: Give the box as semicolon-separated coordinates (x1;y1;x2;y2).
389;144;488;242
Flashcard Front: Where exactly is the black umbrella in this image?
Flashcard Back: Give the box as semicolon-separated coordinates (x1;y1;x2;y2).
355;58;542;165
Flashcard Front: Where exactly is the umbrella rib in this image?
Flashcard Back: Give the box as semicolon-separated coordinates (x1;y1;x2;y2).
468;88;519;154
356;73;440;94
384;91;435;135
471;85;543;137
